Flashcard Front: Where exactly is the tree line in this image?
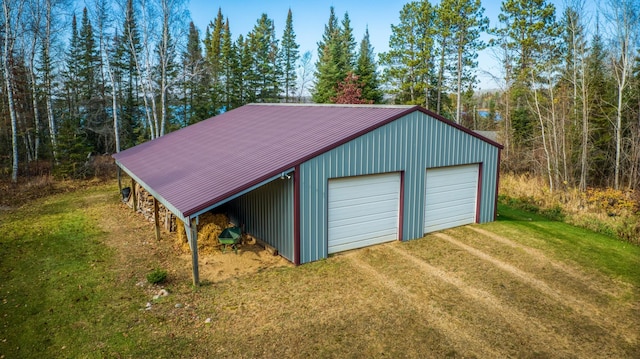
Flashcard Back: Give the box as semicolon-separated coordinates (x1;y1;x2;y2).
1;0;639;193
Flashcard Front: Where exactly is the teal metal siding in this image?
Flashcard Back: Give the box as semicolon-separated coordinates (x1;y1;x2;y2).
224;177;294;261
299;111;499;264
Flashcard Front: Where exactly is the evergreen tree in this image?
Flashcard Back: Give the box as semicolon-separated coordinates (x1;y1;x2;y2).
206;8;224;83
280;8;299;102
64;13;81;121
249;13;280;102
220;19;238;110
54;111;92;179
444;0;488;124
339;12;356;72
114;0;142;149
494;0;557;145
181;21;208;125
434;0;454;114
78;7;108;153
312;6;342;103
587;30;615;186
57;11;92;178
380;1;436;107
205;8;224;112
238;34;256;104
355;28;382;103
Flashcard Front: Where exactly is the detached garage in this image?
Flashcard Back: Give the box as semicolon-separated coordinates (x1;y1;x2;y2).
113;104;502;284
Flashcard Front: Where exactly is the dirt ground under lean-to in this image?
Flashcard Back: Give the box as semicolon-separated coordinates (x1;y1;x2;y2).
96;189;638;358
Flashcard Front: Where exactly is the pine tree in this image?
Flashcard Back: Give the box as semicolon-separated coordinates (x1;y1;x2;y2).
312;8;359;103
249;13;280;102
494;0;557;146
238;34;256;105
312;7;342;103
280;8;299;102
434;0;454;114
443;0;488;124
220;19;238;110
355;28;382;103
57;11;92;179
204;8;224;113
181;22;200;124
587;30;616;187
78;7;105;152
380;1;436;107
206;8;224;84
340;12;356;72
114;0;142;149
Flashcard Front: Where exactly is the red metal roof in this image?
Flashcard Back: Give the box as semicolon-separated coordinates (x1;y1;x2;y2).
112;104;500;217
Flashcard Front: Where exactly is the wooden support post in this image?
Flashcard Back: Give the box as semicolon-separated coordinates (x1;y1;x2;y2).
153;197;161;241
117;167;122;193
184;217;200;286
131;178;137;212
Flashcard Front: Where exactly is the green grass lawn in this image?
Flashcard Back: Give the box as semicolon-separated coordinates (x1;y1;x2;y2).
1;183;638;358
0;184;182;357
494;204;640;288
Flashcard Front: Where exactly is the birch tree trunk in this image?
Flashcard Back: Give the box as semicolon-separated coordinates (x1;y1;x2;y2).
455;33;463;124
531;74;555;192
158;0;171;137
606;0;637;190
94;0;120;153
2;0;20;182
29;40;41;161
44;0;57;163
126;0;157;140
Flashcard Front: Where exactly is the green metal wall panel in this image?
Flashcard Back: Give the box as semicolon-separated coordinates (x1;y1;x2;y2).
299;111;499;264
223;177;294;261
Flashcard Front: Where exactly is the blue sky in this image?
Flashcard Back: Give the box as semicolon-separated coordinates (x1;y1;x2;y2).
186;0;585;91
187;0;508;90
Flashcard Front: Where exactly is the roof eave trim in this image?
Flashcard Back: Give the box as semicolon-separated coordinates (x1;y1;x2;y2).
185;167;295;217
415;107;504;149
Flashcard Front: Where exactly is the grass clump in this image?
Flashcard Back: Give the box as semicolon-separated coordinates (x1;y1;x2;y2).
146;268;168;284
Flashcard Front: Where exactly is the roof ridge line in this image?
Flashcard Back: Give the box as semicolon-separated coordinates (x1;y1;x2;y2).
246;103;415;109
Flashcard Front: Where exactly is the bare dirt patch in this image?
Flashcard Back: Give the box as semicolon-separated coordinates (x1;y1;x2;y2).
181;245;291;283
94;191;291;286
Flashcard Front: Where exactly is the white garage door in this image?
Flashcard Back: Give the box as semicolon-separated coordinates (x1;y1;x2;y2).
328;173;401;254
424;164;479;233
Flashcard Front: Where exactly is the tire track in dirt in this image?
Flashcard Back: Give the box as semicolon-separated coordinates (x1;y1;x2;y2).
385;244;591;357
434;232;635;344
342;252;501;358
467;226;628;299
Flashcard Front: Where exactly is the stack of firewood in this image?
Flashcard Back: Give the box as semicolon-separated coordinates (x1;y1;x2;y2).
128;183;177;233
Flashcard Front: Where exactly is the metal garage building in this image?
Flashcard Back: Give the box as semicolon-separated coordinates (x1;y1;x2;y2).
113;104;502;284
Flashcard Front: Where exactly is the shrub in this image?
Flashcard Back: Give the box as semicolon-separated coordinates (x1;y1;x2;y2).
146;268;168;284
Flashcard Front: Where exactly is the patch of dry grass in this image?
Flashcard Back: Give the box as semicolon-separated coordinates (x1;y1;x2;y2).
500;173;640;244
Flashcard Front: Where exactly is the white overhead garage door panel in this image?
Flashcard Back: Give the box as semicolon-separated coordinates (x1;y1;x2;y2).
328;173;400;254
424;164;479;233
